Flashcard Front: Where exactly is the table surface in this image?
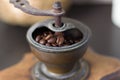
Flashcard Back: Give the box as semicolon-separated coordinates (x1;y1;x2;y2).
0;4;120;70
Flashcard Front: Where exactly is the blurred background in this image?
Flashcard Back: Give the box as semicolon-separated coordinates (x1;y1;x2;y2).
0;0;120;70
74;0;112;4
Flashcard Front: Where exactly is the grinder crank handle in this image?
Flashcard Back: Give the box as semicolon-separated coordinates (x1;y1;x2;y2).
10;0;65;16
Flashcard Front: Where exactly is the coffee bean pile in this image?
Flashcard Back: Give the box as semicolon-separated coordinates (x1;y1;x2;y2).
35;31;81;47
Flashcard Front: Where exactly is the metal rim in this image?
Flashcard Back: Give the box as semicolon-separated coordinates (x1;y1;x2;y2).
26;17;91;52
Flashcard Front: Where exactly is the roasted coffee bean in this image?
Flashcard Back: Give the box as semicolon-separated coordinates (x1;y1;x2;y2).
63;40;67;44
63;44;69;46
54;32;63;36
39;39;46;45
56;36;64;45
45;43;51;46
48;31;52;34
75;40;79;43
47;37;56;44
43;32;47;37
69;40;74;44
45;34;53;40
65;40;71;45
35;30;82;47
35;35;41;42
52;43;57;47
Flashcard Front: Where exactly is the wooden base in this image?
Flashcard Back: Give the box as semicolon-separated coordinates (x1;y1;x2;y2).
0;48;120;80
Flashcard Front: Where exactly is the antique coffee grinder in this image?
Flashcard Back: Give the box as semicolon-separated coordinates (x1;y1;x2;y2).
10;0;91;80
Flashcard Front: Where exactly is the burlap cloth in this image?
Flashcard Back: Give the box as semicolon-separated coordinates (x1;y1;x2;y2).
0;48;120;80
